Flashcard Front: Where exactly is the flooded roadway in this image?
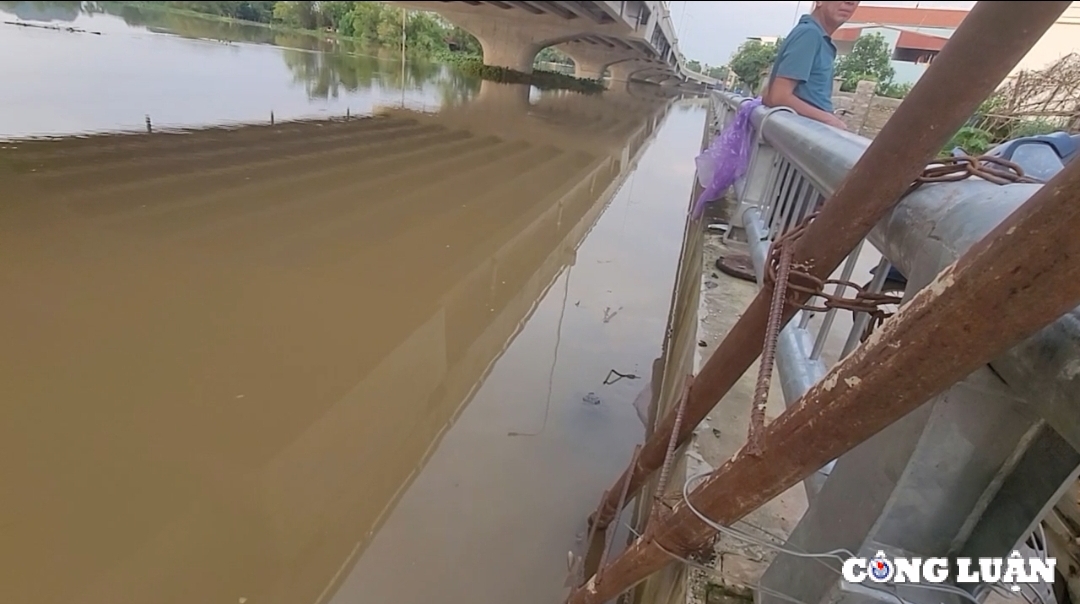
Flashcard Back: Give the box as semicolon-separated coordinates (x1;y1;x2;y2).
1;5;707;604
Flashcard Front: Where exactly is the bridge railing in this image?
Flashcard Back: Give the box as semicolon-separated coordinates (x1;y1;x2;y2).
709;90;1077;604
711;91;893;497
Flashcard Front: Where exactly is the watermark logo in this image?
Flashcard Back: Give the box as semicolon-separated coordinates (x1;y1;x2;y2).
842;550;1056;592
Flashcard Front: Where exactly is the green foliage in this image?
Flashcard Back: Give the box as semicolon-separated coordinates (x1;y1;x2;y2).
706;65;728;80
876;81;911;99
93;1;617;93
944;91;1070;154
272;1;314;29
835;33;895;92
112;1;482;57
535;46;572;66
162;1;276;22
944;126;993;155
729;39;778;91
683;60;726;81
1010;118;1068;139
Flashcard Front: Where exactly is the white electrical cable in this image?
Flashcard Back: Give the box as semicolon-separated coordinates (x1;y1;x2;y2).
676;471;1053;604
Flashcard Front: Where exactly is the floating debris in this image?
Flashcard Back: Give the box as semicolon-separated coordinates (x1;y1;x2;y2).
583;392;601;406
602;305;622;323
603;369;639;385
3;20;102;35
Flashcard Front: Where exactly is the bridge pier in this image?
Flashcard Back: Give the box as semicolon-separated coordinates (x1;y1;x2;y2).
607;62;639;83
413;10;559;73
475;80;531;111
394;3;626;75
386;2;713;85
559;41;641;82
572;60;606;80
462;19;550;74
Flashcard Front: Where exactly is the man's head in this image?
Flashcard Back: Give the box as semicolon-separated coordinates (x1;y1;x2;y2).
813;1;859;32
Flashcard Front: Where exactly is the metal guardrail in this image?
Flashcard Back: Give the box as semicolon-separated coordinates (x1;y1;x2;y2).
710;90;1079;604
711;92;895;498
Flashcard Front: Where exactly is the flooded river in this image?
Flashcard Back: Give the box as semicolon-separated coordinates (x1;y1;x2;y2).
0;5;707;604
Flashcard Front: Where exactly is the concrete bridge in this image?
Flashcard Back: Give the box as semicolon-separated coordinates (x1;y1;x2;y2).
0;90;672;604
390;1;717;86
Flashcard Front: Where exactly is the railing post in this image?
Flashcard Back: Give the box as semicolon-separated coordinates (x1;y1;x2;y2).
728;107;791;240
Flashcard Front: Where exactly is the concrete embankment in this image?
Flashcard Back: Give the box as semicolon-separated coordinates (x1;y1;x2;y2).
631;100;807;604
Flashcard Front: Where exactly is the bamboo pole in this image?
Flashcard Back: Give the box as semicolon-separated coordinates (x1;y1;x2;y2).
589;0;1073;530
568;151;1080;604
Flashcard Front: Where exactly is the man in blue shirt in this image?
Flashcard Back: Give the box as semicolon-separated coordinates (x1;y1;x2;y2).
763;1;858;130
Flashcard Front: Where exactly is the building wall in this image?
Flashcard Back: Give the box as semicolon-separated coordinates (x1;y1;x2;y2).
895;25;955;38
832;80;902;139
1012;4;1080;74
863;26;901;46
891;61;928;85
846;19;957;40
846;2;1080;76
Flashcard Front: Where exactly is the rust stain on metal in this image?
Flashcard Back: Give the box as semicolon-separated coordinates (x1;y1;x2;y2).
748;239;793;455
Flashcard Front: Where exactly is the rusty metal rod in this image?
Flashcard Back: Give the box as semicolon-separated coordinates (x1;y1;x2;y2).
567;138;1080;604
588;0;1071;530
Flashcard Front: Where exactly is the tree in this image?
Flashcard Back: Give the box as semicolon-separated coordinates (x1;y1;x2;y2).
685;59;701;73
272;1;315;29
536;47;573;66
729;39;778;91
102;1;482;59
834;32;895;92
706;65;728;80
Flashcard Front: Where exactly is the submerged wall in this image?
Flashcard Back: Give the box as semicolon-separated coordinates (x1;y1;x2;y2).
628;99;718;604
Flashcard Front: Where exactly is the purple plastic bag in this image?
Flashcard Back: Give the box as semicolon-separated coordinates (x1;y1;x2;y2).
692;97;763;219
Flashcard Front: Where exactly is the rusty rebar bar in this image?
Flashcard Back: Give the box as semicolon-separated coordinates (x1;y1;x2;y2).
588;0;1071;531
655;377;692;503
749;240;793;455
568;137;1080;604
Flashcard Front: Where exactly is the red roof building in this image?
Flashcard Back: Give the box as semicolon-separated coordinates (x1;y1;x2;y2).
831;5;969;84
847;5;969;29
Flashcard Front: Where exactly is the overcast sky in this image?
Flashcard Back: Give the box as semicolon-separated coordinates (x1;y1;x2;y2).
669;1;978;67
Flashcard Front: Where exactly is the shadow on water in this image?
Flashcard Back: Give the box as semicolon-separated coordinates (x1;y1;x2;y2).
0;77;686;604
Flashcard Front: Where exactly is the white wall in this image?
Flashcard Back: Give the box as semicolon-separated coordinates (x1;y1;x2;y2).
891;61;928;85
1012;3;1080;74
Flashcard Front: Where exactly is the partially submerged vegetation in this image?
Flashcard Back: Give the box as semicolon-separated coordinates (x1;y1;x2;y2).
101;1;605;93
456;62;607;95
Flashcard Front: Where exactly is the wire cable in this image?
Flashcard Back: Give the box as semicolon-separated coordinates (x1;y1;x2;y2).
673;471;1052;604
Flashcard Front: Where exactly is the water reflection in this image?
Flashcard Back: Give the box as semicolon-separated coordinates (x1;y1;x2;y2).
0;3;478;137
0;83;670;604
279;47;476;104
0;0;81;22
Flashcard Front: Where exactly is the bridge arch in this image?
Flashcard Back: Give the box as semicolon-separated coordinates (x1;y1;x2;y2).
388;1;687;81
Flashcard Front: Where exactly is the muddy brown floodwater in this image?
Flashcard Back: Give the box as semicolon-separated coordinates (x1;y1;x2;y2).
1;6;707;604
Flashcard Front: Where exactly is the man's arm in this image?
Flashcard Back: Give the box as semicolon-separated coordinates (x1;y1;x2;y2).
765;77;847;129
762;30;847;130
